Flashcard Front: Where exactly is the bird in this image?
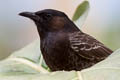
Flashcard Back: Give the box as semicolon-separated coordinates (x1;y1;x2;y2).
19;9;113;71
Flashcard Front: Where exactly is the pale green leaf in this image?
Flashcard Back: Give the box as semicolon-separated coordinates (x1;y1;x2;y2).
80;49;120;80
0;39;49;74
9;39;41;63
0;0;119;79
72;0;90;28
0;41;120;80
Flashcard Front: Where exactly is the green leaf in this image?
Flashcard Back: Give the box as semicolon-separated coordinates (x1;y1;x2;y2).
0;38;120;79
10;39;48;70
9;40;41;63
80;49;120;80
72;0;90;28
0;39;49;74
0;71;78;80
1;0;120;79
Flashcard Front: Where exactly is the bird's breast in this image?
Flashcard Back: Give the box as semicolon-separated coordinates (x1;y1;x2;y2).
40;32;70;70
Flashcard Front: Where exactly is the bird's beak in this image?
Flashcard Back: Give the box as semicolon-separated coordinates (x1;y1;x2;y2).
19;12;39;21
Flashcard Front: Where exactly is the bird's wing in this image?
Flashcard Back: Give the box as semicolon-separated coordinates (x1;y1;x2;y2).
69;32;113;61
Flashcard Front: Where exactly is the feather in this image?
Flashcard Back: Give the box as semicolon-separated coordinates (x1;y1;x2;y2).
69;32;113;61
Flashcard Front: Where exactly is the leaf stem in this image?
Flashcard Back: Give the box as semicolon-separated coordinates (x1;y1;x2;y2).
77;71;83;80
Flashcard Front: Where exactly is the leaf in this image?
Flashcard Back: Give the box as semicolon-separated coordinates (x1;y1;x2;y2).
0;39;120;80
72;0;90;28
80;49;120;80
0;71;78;80
10;39;48;69
0;0;119;79
0;39;49;74
9;39;41;63
0;0;119;78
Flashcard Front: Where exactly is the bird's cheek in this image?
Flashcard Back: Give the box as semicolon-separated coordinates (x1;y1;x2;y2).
36;25;43;34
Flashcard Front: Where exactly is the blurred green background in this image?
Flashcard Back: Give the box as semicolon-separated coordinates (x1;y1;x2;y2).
0;0;120;60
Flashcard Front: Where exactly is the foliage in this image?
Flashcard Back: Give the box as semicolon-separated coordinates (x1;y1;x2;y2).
0;39;120;80
0;0;119;80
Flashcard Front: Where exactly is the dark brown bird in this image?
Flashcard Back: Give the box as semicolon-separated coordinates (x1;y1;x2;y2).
19;9;113;71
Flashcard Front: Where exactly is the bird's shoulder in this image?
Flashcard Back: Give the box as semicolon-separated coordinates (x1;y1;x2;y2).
69;31;103;51
68;31;112;60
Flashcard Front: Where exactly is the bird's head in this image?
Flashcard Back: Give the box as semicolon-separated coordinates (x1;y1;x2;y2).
19;9;79;37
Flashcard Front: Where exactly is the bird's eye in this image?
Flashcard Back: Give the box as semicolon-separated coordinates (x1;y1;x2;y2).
46;14;52;18
42;14;52;21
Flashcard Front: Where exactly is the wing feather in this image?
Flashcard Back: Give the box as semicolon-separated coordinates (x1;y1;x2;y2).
69;32;113;61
